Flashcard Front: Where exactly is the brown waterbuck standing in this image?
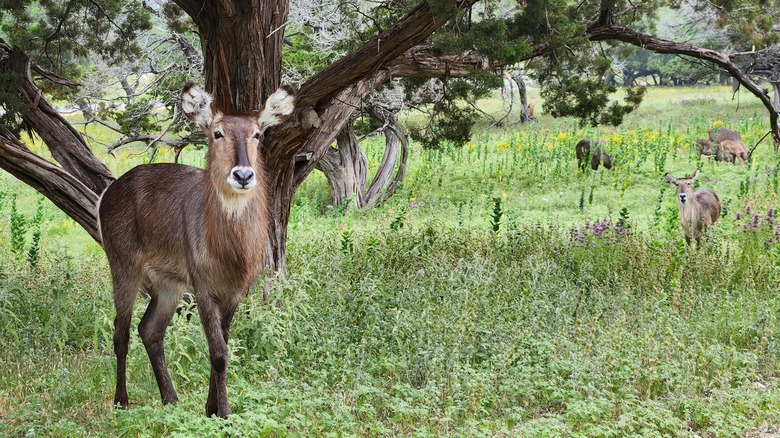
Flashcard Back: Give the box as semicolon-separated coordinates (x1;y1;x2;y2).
664;169;721;246
97;83;295;418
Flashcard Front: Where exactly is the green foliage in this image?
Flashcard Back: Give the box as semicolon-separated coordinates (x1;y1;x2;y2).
390;205;407;230
541;75;647;127
0;0;152;78
409;100;477;149
617;206;631;229
9;192;27;258
107;98;159;135
489;196;502;232
27;195;45;269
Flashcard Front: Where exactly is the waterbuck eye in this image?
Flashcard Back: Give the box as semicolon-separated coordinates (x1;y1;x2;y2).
214;130;223;139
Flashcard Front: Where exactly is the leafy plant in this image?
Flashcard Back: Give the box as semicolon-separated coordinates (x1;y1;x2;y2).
490;196;503;232
9;193;27;259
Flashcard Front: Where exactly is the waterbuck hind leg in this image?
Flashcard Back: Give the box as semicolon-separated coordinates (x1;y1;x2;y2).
112;273;142;409
138;284;183;405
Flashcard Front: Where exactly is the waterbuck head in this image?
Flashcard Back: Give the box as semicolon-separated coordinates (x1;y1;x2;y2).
665;169;699;205
180;83;294;215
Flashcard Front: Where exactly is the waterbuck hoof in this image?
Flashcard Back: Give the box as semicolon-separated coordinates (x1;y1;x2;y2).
206;404;230;419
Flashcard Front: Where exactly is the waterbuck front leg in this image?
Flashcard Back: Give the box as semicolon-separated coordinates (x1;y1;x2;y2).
195;289;233;418
138;283;182;405
206;304;237;417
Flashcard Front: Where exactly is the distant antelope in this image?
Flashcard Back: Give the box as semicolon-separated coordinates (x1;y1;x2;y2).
715;139;748;164
575;139;612;171
98;83;294;418
698;128;747;164
664;169;721;246
709;127;742;144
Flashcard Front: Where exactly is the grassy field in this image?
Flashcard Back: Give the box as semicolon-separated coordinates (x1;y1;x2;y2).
1;85;780;436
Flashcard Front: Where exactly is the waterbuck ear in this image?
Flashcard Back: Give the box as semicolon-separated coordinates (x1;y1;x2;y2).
180;83;214;130
664;173;677;184
258;85;295;131
690;169;701;180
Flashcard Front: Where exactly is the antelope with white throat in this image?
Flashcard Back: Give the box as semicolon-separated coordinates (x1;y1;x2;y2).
664;169;721;246
98;83;294;418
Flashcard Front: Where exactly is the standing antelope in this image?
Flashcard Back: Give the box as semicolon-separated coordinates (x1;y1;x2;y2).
664;169;721;246
98;83;294;418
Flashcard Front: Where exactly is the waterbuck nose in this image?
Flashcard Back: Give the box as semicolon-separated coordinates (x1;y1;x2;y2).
679;193;687;203
232;168;255;186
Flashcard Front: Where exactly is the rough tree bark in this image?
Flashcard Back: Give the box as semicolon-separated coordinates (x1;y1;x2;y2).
511;71;530;123
316;101;409;210
0;47;114;195
364;103;408;206
0;46;111;244
316;126;369;209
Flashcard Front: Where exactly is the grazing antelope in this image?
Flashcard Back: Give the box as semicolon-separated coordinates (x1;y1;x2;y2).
709;127;742;144
696;138;714;156
715;139;748;164
664;169;721;246
98;83;294;418
698;128;748;164
575;138;612;171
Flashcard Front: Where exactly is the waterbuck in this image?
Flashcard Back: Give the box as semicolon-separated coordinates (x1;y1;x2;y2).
715;139;748;164
697;128;747;164
664;169;721;246
98;83;294;418
575;138;612;171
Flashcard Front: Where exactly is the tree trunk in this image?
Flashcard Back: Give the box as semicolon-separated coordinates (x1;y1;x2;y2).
511;71;530;123
317;127;368;209
364;103;409;206
120;77;136;105
315;102;410;211
175;1;288;112
0;47;114;195
0;127;101;242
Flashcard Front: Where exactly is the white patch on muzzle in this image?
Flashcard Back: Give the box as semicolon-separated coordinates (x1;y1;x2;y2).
227;166;257;192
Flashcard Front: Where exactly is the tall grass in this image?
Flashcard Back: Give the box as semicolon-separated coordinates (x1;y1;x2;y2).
1;85;780;435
